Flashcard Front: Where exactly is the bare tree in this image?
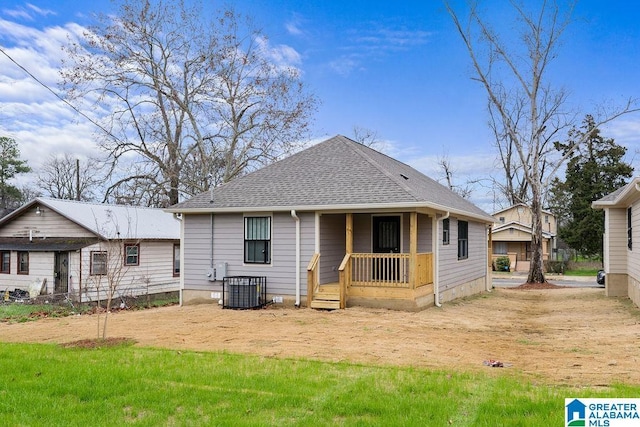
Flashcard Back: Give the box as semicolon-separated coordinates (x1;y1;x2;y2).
84;213;136;340
36;154;103;201
352;126;382;148
446;1;638;283
437;153;474;199
60;0;317;207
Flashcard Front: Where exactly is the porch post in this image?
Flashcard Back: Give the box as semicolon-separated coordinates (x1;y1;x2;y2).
346;213;353;254
409;212;417;289
343;213;353;309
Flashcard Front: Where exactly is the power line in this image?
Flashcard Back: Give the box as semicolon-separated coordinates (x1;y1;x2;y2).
0;44;122;143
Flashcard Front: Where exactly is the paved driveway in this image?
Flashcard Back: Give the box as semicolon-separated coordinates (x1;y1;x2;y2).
492;274;602;288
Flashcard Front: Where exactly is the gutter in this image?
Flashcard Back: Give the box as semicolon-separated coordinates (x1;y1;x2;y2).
291;210;301;307
165;201;495;225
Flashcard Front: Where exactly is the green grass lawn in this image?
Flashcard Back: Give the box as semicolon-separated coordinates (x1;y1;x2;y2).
0;342;637;426
563;268;600;277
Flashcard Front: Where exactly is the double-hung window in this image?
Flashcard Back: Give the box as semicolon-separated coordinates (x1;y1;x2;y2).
17;252;29;274
124;244;140;266
628;207;633;250
173;244;180;276
442;218;450;245
0;251;9;273
91;251;107;275
244;216;271;264
458;220;469;260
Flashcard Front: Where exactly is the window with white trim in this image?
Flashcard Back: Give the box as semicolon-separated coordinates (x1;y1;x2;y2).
442;218;450;245
458;220;468;260
124;244;140;266
91;251;107;275
244;216;271;264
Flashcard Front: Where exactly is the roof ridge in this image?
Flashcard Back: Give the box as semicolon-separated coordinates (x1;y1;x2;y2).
338;136;420;202
37;197;162;211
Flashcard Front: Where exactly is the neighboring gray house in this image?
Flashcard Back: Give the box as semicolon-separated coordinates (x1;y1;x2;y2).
0;198;180;302
168;135;495;311
592;177;640;307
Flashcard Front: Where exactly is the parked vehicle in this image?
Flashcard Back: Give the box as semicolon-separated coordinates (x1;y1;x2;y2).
596;270;606;286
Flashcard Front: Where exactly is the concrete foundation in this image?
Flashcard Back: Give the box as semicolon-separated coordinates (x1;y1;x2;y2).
439;276;486;304
605;273;628;298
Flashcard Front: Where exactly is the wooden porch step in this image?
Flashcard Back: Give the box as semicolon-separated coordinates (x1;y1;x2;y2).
310;283;340;310
310;299;341;310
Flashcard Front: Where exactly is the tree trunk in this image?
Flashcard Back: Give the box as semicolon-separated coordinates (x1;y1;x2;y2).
527;191;546;283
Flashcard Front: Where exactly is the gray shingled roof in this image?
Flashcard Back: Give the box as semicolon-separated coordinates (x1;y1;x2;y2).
170;135;494;222
592;177;640;208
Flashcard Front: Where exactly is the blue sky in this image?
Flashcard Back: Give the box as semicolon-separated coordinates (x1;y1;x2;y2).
0;0;639;211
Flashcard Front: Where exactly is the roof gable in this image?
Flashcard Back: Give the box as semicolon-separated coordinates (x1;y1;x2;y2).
592;177;640;208
170;135;494;222
0;198;180;240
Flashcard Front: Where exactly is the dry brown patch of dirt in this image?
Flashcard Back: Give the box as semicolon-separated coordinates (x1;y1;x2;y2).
1;288;639;386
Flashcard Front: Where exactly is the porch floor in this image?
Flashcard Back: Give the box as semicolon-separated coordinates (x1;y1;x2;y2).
310;283;340;310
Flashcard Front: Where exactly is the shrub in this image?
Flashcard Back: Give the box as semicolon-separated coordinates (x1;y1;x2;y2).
495;256;511;272
544;260;566;273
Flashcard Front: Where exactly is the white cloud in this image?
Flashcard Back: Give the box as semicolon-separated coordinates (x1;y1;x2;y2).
328;24;432;76
285;13;306;36
2;3;55;21
0;17;100;188
254;35;302;67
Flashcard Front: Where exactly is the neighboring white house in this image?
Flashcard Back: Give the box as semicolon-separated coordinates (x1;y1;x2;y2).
592;177;640;307
0;198;180;302
167;135;496;311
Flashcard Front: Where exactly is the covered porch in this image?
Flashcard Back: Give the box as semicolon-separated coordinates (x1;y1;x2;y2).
307;211;435;310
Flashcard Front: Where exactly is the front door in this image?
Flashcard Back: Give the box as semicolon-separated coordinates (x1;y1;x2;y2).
54;252;69;294
372;216;401;281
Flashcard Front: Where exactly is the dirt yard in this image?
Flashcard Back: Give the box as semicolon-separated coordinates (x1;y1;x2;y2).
1;287;639;386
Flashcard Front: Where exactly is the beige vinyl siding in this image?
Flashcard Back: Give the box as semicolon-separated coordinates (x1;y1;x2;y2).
629;201;640;280
0;209;94;238
319;214;345;284
492;228;534;241
0;251;53;291
494;205;556;235
606;208;628;274
78;240;179;302
439;218;487;293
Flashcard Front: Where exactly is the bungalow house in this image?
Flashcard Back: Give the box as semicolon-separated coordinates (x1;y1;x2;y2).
490;204;557;272
167;135;496;311
592;177;640;307
0;198;180;302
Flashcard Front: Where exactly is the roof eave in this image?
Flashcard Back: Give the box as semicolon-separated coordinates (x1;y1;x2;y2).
592;178;640;209
165;201;495;224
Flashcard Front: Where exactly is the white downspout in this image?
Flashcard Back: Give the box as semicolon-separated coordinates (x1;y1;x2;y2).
291;210;301;307
486;225;493;292
433;211;450;307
